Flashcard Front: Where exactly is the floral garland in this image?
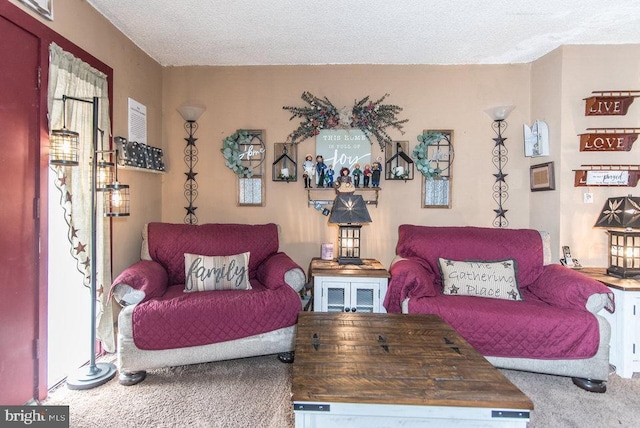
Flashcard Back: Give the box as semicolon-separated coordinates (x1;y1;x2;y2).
413;130;445;179
221;130;254;177
283;91;408;150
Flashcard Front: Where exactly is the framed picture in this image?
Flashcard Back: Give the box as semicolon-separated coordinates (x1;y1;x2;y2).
530;161;555;191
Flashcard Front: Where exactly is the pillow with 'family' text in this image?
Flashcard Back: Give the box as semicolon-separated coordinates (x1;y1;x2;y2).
438;258;522;301
184;252;251;292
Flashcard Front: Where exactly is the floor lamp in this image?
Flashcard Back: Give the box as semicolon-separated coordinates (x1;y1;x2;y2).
50;95;130;389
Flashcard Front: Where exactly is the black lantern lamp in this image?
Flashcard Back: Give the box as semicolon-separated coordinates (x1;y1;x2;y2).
102;155;130;217
50;95;80;166
49;95;131;389
595;195;640;278
328;194;372;265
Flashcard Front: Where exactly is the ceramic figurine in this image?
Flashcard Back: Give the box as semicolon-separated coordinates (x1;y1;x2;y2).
363;163;372;187
315;155;326;188
371;161;381;187
326;164;335;187
352;163;362;188
302;154;314;188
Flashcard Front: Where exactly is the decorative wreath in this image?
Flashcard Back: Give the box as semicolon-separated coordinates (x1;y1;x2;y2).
283;91;408;150
413;130;447;179
221;130;254;177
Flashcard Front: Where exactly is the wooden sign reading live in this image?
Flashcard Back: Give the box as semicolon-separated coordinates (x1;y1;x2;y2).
584;91;639;116
579;128;640;152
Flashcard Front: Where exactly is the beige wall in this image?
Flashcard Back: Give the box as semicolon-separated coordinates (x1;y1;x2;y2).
11;0;640;274
162;65;532;269
9;0;164;274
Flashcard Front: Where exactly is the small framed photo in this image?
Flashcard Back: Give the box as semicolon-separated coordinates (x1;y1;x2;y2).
530;161;555;191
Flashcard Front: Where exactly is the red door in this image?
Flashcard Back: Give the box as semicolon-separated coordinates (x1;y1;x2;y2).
0;15;41;404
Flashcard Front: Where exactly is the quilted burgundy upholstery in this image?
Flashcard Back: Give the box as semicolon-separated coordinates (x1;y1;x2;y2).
146;222;280;286
396;225;544;288
125;222;302;351
387;225;607;359
407;289;600;359
132;282;300;350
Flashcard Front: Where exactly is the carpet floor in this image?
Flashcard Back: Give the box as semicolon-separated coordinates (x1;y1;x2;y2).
43;355;640;428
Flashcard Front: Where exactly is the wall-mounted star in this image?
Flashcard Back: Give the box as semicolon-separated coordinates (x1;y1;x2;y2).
494;208;508;218
185;136;197;146
185;171;198;181
493;171;508;182
185;206;197;215
493;136;507;146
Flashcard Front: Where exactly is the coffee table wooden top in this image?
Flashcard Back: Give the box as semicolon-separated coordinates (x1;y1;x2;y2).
292;312;533;410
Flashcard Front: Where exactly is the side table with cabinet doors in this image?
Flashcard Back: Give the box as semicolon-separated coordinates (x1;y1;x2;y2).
309;258;390;313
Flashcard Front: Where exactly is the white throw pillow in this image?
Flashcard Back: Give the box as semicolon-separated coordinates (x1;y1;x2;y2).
184;252;251;292
438;258;522;301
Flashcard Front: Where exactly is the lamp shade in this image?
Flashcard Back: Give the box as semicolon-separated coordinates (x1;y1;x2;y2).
177;103;206;122
328;194;372;224
594;196;640;229
50;128;80;166
484;105;515;121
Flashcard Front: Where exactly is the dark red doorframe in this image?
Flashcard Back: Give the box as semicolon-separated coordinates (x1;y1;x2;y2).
0;0;114;401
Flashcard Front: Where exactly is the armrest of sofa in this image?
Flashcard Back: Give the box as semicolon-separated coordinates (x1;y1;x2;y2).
383;257;439;313
256;252;306;292
527;264;614;313
110;260;169;306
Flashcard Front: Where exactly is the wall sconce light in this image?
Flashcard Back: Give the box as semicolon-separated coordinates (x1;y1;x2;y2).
328;194;372;265
595;195;640;278
485;105;515;228
49;95;131;389
177;102;206;224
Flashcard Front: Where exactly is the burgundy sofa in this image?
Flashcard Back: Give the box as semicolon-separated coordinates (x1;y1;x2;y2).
111;222;305;385
384;225;614;392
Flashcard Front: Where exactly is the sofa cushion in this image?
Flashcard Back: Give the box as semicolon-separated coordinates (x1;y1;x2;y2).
407;289;601;359
439;258;522;301
145;222;280;286
131;281;301;350
396;225;544;289
184;252;251;292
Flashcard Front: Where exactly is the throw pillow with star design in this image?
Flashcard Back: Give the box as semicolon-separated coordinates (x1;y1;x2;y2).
438;258;523;301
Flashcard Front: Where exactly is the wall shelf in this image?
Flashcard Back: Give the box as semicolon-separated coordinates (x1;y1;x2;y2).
307;187;380;207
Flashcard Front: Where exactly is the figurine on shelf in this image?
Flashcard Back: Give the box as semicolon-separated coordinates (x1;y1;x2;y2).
302;154;314;188
335;168;355;193
363;163;372;187
315;155;326;188
371;161;382;188
352;163;362;188
326;164;335;187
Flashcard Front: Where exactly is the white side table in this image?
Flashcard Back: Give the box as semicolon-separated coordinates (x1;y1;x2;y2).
581;268;640;378
310;258;389;313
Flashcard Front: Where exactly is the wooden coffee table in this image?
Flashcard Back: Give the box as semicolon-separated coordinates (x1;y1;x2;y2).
292;312;533;427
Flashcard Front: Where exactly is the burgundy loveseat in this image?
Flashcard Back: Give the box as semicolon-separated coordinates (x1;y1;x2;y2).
111;222;305;385
385;225;614;392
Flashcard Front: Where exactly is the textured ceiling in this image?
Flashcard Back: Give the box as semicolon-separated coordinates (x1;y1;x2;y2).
87;0;640;66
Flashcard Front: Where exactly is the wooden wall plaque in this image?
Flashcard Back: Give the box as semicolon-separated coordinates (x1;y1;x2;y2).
584;91;639;116
584;91;640;116
574;165;640;187
579;128;640;152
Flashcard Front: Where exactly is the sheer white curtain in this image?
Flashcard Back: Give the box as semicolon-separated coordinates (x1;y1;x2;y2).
47;43;115;352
